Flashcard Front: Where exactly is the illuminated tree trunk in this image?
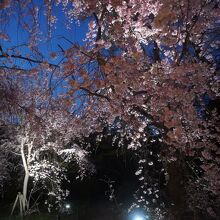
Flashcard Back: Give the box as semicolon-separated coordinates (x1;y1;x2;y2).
20;137;32;213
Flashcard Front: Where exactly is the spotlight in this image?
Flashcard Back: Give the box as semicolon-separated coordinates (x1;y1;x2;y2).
134;215;144;220
65;203;70;209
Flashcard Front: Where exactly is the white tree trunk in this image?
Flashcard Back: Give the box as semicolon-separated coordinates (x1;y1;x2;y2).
11;137;33;217
23;171;29;210
20;138;30;212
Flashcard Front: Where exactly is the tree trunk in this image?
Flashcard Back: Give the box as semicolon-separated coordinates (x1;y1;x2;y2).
20;138;30;212
22;171;29;211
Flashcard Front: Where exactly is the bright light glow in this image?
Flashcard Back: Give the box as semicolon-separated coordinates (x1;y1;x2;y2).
134;215;144;220
65;204;70;209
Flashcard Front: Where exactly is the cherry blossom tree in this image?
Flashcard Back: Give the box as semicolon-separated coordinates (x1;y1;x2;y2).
3;109;91;216
58;1;220;217
0;73;91;216
0;0;220;219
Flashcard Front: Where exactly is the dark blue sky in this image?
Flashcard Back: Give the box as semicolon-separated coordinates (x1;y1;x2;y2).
0;1;90;70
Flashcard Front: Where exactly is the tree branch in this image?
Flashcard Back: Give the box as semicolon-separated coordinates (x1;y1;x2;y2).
79;87;110;101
